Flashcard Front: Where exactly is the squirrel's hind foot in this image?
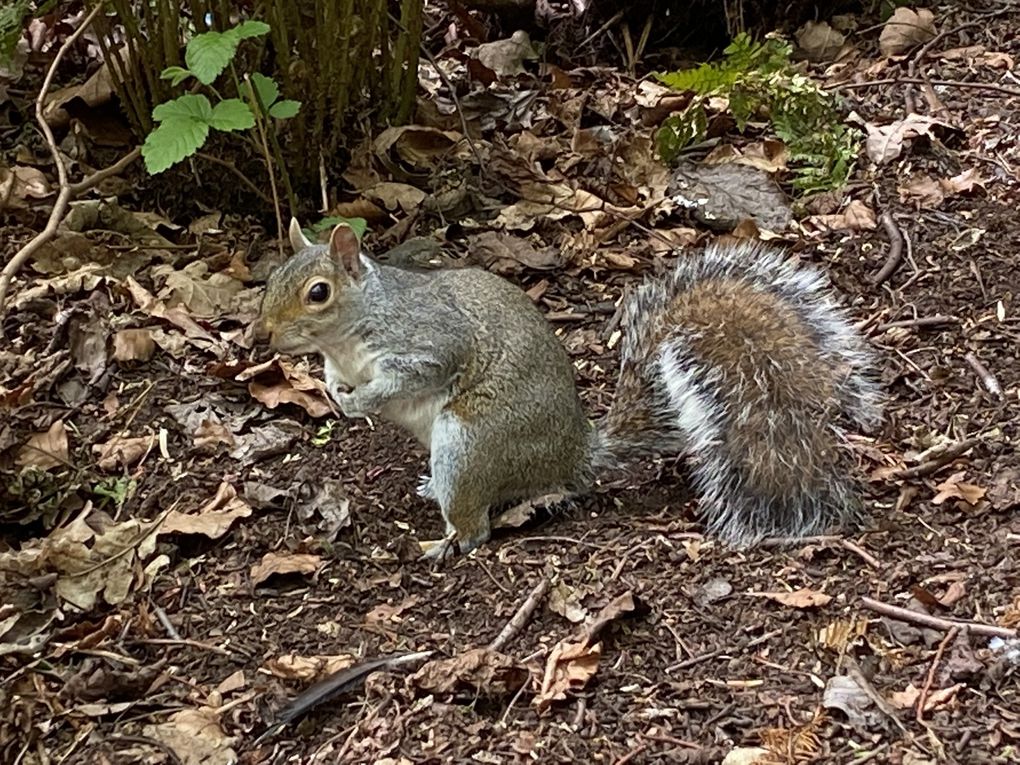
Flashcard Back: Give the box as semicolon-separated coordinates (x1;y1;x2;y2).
416;475;436;500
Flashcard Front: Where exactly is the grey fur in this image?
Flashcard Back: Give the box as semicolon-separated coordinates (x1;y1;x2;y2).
595;240;884;544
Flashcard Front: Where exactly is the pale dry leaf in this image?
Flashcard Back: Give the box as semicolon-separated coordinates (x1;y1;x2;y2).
362;182;427;214
548;583;588;624
413;647;529;697
159;483;252;539
898;175;944;208
216;670;246;695
365;595;420;625
0;165;51;210
939;168;986;195
796;20;846;62
534;639;601;710
805;199;877;232
823;674;883;731
92;434;154;471
879;8;937;57
932;472;986;506
143;707;237;765
721;748;773;765
756;588;832;609
865;114;953;164
938;581;967;607
112;328;156;361
152;261;245;319
16;420;69;470
261;653;354;681
473;30;538;77
250;552;322;586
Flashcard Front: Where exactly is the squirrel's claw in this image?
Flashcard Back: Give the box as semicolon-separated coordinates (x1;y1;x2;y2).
416;475;436;500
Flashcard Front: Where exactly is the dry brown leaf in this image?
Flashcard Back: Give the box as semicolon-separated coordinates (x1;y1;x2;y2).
865;115;953;165
472;30;537;77
238;357;333;418
362;182;427;214
755;588;832;609
92;434;154;471
721;747;772;765
112;328;156;361
16;420;69;470
152;261;245;319
898;175;944;208
468;231;564;274
805;199;877;232
939;168;986;195
938;581;967;607
143;707;237;765
879;8;937;57
250;552;322;586
365;595;421;625
216;670;246;695
261;653;354;680
548;583;588;624
889;682;963;712
796;20;846;62
159;483;252;539
0;165;51;210
412;648;530;701
932;471;986;506
413;647;529;697
534;638;601;711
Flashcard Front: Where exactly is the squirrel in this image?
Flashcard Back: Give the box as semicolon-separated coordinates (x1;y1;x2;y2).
258;219;883;558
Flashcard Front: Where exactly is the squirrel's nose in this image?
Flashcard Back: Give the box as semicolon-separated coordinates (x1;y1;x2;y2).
254;317;273;343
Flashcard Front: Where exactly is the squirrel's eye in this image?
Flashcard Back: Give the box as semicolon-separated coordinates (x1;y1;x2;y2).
307;281;331;304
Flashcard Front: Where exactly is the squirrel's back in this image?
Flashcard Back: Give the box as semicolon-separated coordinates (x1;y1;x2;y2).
597;242;882;544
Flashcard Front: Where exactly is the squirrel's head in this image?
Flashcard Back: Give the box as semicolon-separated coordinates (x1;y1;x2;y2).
258;218;369;355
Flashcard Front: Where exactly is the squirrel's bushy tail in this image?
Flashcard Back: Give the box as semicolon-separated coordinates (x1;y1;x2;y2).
593;242;883;544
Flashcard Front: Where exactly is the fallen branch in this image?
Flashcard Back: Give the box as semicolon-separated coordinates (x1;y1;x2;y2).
916;626;960;724
861;597;1016;639
488;576;551;652
887;436;983;480
830;77;1020;98
964;352;1003;399
0;4;140;322
875;315;957;332
870;212;905;286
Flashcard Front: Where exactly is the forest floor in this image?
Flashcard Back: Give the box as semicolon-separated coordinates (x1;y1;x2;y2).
2;3;1019;764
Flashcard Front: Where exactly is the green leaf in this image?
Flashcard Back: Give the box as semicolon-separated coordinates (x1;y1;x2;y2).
268;99;301;119
185;30;237;85
247;72;279;107
209;98;255;131
311;216;367;240
142;117;209;174
152;93;213;123
159;65;193;87
229;20;270;41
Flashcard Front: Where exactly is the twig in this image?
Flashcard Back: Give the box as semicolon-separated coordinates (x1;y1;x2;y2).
152;605;182;641
875;315;957;332
887;436;983;480
758;534;840;548
843;654;909;734
829;77;1020;97
841;540;882;569
488;577;551;652
861;597;1016;639
916;626;960;724
105;735;182;765
964;352;1003;398
614;744;649;765
0;3;106;321
870;212;905;285
243;73;285;258
68;147;141;195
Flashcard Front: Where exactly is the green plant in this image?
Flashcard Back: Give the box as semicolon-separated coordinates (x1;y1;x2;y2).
312;419;337;447
0;0;29;67
93;476;136;511
142;19;300;175
307;216;368;242
654;33;860;194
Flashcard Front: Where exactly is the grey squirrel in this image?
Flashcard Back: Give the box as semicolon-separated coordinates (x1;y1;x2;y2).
258;220;882;558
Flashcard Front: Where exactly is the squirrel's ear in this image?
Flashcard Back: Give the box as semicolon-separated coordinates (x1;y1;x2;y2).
329;223;362;278
288;218;313;253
